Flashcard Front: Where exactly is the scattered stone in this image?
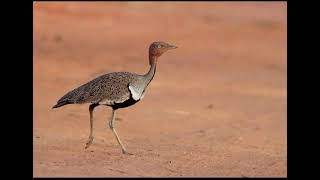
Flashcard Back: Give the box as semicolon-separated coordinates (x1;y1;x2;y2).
199;130;205;133
54;34;62;43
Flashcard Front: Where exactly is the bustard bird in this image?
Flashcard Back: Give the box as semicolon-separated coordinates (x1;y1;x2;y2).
52;41;177;154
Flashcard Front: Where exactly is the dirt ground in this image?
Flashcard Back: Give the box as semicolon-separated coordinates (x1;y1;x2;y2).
33;2;287;177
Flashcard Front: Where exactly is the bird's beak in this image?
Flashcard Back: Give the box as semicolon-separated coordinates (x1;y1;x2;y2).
168;44;178;49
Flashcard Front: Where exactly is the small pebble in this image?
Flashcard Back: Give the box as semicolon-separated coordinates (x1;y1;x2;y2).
115;117;123;121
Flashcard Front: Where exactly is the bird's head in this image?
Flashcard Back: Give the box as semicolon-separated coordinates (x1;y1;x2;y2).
149;41;177;59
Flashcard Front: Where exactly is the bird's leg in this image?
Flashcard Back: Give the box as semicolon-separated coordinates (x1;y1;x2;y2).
85;103;99;149
109;109;132;155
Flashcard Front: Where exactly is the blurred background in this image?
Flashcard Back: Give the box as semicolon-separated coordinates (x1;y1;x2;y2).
33;2;287;177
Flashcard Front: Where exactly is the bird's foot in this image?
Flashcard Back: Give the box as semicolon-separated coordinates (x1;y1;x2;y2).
85;136;94;149
122;149;133;155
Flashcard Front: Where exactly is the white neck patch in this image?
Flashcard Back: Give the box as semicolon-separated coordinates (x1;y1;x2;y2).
129;85;144;101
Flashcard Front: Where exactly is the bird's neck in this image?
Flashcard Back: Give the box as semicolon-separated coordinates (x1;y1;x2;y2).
143;55;157;84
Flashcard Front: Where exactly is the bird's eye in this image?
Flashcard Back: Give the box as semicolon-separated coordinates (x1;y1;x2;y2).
157;45;162;48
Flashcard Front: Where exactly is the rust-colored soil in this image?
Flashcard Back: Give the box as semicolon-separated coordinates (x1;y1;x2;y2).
33;2;287;177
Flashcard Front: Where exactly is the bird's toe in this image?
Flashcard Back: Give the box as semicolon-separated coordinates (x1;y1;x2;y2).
85;136;94;149
122;150;134;155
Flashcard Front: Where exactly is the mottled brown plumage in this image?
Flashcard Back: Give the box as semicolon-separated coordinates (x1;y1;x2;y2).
52;41;177;154
54;72;136;107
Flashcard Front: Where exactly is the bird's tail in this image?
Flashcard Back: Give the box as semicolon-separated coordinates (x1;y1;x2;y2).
52;101;70;109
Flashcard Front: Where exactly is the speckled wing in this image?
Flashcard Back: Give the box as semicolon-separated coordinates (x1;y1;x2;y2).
56;72;137;105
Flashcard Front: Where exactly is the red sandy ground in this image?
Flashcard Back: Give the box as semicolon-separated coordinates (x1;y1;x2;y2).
33;2;287;177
